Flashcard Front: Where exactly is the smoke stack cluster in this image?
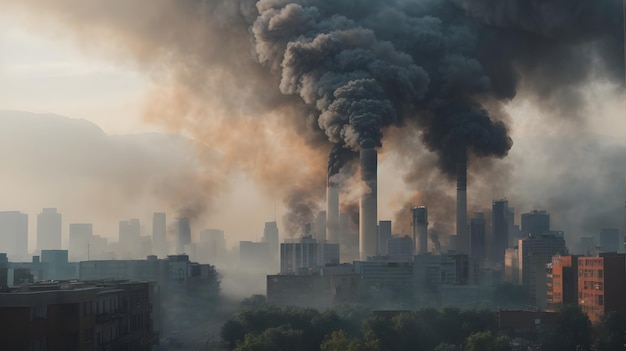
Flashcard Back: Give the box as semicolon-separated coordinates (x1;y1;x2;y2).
456;151;469;254
359;148;377;260
413;206;428;255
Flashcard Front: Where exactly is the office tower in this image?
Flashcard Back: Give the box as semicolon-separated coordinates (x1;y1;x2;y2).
152;213;166;257
314;210;326;242
518;232;567;308
492;199;512;264
359;148;377;261
119;218;140;259
456;151;468;255
262;221;279;251
469;212;486;263
521;210;550;236
599;228;620;253
412;206;428;255
387;236;414;262
280;236;340;274
36;208;62;251
176;217;191;254
68;223;93;261
377;220;392;256
0;211;28;261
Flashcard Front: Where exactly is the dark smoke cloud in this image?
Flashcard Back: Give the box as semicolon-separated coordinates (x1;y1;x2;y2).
2;0;623;237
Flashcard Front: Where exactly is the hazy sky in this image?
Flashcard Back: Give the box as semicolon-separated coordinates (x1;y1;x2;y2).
0;2;625;255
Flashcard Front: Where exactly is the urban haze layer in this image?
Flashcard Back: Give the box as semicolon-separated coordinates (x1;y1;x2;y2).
0;0;625;350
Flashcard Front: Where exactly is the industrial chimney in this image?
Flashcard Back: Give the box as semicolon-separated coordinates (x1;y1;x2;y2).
456;150;469;254
359;148;377;260
326;179;340;244
413;206;428;254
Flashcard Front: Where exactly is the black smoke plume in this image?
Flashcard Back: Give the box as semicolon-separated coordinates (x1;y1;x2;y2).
4;0;622;236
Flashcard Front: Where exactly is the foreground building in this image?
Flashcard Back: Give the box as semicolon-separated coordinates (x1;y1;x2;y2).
0;280;154;350
578;253;626;323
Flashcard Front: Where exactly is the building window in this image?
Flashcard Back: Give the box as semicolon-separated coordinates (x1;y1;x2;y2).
598;295;604;306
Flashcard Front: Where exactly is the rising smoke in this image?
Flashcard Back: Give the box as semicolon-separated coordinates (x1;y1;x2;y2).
2;0;623;238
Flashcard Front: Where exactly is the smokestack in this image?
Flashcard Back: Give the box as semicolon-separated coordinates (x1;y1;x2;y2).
326;179;340;244
359;148;377;260
413;206;428;255
456;150;469;255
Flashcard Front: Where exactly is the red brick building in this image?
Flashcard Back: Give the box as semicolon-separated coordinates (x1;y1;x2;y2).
547;255;579;310
0;280;154;350
578;253;626;323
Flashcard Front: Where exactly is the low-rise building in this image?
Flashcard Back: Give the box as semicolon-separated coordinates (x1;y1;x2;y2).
0;280;154;350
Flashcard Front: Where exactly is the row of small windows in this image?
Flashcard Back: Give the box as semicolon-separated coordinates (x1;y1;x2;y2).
578;269;603;278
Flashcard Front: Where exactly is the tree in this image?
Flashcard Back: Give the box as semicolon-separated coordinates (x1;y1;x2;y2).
465;331;510;351
592;311;626;351
234;326;303;351
321;330;380;351
541;304;592;351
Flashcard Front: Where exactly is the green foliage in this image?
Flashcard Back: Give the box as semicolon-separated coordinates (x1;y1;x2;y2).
464;331;510;351
234;326;303;351
321;330;381;351
240;294;268;309
592;311;626;351
541;304;592;351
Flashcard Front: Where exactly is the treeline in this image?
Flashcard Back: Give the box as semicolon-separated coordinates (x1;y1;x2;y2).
216;296;626;351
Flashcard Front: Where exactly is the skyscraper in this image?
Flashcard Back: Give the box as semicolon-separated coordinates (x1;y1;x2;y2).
37;208;62;251
119;218;140;259
176;217;191;254
0;211;28;261
152;213;167;257
68;223;92;262
377;220;392;256
469;212;486;263
492;200;512;264
599;228;620;253
521;210;550;236
262;221;279;251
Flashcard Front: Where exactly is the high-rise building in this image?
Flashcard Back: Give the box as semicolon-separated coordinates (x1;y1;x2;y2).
599;228;620;253
492;200;512;264
377;220;392;256
199;229;227;262
280;236;340;274
68;223;93;262
36;208;61;252
412;207;428;255
387;235;414;262
152;213;167;257
176;218;191;254
521;210;550;236
0;211;28;261
262;221;279;252
470;212;486;263
119;218;140;259
518;232;567;308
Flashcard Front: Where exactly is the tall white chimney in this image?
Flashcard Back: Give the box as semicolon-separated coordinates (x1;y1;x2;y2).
413;206;428;254
359;148;377;260
326;180;340;244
